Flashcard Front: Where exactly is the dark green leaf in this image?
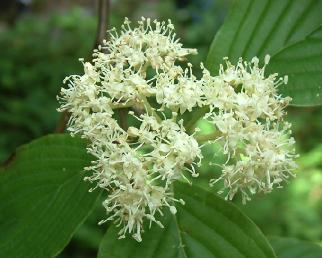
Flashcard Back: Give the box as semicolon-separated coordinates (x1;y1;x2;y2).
269;236;322;258
98;182;276;258
206;0;322;106
0;134;101;258
267;26;322;105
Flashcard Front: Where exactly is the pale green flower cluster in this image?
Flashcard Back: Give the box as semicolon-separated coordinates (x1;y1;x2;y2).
58;17;297;241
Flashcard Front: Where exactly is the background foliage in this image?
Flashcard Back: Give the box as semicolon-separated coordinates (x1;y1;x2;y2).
0;0;321;257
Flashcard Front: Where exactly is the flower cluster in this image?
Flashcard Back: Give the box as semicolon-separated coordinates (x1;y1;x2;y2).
58;17;297;241
58;17;202;242
203;57;298;203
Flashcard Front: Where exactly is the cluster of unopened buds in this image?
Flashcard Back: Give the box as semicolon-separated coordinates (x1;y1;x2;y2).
58;17;298;242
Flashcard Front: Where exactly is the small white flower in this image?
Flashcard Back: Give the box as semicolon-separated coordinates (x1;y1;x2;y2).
155;64;204;113
58;17;202;242
58;16;297;241
204;57;297;202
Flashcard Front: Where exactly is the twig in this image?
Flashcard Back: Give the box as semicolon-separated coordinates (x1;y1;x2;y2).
94;0;110;50
93;0;130;131
55;111;70;133
55;0;110;133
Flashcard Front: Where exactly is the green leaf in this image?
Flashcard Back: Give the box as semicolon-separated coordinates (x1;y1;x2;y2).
98;182;276;258
0;134;101;258
206;0;322;106
267;26;322;105
269;236;322;258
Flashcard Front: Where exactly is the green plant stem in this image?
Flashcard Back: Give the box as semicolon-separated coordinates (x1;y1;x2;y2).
110;102;133;109
185;105;209;133
195;131;221;142
141;96;162;123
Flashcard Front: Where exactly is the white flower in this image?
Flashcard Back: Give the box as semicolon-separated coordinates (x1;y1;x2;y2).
58;17;202;242
155;64;204;113
204;57;297;202
92;17;197;106
213;123;297;203
58;16;297;241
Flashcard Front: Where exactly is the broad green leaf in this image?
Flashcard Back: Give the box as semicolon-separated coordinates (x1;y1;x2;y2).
0;134;101;258
269;236;322;258
267;26;322;105
98;182;276;258
206;0;322;106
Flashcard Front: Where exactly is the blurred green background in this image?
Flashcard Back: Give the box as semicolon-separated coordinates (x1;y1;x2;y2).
0;0;321;257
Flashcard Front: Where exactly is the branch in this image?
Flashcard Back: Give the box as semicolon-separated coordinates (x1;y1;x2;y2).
94;0;110;49
55;111;70;133
55;0;110;133
94;0;132;131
